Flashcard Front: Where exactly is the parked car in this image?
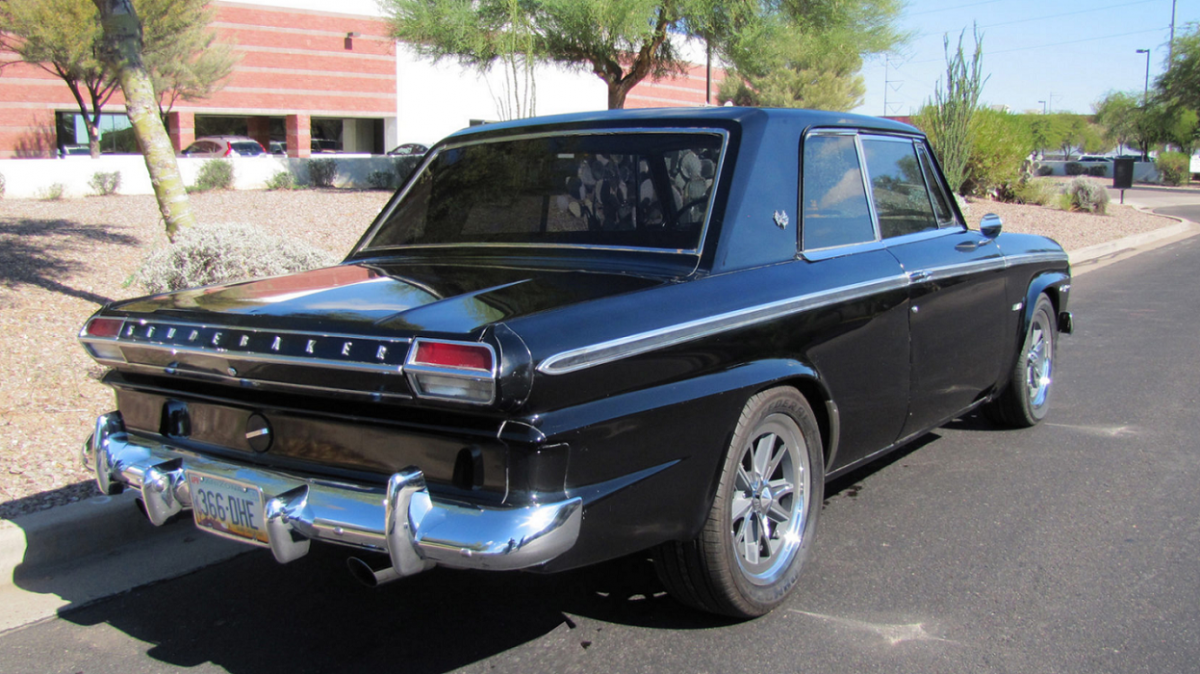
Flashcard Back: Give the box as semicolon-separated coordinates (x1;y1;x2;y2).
268;141;286;156
79;108;1071;618
58;144;91;158
181;136;266;158
311;138;340;153
387;142;428;157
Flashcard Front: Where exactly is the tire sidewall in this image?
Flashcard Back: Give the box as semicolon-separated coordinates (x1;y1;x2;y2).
1019;296;1056;422
714;388;824;614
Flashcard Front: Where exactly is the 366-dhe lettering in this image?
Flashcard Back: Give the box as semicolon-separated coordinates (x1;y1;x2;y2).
195;487;258;530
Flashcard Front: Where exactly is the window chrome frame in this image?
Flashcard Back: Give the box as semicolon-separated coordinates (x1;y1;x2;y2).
354;127;732;258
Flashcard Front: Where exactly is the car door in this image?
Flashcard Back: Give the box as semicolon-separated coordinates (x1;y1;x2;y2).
798;131;911;470
860;135;1008;440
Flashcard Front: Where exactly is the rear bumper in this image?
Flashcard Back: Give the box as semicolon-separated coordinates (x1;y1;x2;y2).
82;411;582;578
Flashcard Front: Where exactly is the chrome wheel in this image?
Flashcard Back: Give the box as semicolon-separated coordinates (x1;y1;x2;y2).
1024;310;1053;412
731;414;810;586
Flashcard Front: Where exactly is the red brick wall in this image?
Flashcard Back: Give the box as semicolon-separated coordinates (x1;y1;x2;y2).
627;62;727;109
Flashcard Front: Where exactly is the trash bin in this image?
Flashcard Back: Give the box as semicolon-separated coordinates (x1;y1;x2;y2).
1113;157;1135;189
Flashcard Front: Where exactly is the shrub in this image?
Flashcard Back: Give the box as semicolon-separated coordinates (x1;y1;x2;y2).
1064;162;1085;176
89;171;121;196
1065;176;1109;214
39;183;65;200
1086;164;1108;177
394;156;422;186
195;159;234;191
1035;164;1054;177
1156;151;1189;186
132;222;338;293
1013;179;1056;206
307;158;338;188
962;109;1031;198
366;170;393;190
265;170;295;191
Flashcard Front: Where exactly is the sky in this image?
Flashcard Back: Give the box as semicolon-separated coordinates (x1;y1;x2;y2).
852;0;1198;117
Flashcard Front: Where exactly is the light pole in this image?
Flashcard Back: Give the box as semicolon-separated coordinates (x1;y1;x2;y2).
1136;48;1151;161
1038;100;1046;114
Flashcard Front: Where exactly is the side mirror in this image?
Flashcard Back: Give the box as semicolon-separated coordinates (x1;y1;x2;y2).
980;213;1002;238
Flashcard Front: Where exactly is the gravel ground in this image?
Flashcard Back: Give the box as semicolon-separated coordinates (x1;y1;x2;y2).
0;186;1180;519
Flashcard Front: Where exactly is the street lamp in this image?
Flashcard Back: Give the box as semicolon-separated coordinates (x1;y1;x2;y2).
1038;100;1046;114
1136;48;1151;161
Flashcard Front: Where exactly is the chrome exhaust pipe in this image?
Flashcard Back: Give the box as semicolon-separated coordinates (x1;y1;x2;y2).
346;556;404;587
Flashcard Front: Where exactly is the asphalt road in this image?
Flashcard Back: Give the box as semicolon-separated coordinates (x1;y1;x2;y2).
4;234;1200;674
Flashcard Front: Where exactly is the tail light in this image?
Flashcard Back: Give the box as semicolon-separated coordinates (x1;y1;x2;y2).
224;142;233;157
80;317;126;361
405;339;496;405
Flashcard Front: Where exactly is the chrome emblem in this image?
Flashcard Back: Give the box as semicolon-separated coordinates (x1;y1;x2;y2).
245;413;272;453
271;336;282;351
239;335;250;347
341;341;353;356
376;345;388;361
773;210;789;229
305;339;316;354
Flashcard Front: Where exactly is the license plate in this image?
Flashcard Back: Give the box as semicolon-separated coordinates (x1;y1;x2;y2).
187;472;268;545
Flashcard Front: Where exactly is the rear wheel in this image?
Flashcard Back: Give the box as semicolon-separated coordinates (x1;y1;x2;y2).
654;387;823;618
985;294;1056;427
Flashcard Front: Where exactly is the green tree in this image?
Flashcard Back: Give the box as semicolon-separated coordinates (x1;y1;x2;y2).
1157;22;1200;115
384;0;903;111
913;26;986;195
0;0;235;157
93;0;195;240
1049;113;1104;160
1094;91;1141;155
717;1;904;111
962;109;1031;197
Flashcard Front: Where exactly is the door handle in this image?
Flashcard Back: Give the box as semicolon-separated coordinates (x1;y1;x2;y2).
908;270;932;283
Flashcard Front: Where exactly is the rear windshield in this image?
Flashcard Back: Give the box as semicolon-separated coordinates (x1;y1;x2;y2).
230;142;263;155
361;132;725;252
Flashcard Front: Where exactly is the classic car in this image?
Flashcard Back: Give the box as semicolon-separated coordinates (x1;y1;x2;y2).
79;107;1071;618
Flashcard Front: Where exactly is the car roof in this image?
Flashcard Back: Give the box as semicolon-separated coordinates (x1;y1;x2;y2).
444;107;920;142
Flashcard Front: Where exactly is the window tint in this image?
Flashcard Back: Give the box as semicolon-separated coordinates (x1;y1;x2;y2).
801;134;875;250
861;137;937;239
364;133;723;251
916;144;957;226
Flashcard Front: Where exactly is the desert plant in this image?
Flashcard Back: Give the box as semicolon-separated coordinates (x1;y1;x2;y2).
913;26;987;194
1065;176;1109;214
962;109;1030;198
89;171;122;196
1064;162;1085;176
195;159;235;191
39;183;65;200
1156;151;1190;186
307;158;338;188
366;170;393;190
1012;179;1056;206
1086;164;1108;177
265;170;295;191
132;222;337;293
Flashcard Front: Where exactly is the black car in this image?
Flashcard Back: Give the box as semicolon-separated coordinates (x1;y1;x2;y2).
79;108;1071;618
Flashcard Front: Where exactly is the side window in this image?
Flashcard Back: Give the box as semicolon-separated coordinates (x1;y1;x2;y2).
861;137;937;239
801;134;876;250
916;144;958;227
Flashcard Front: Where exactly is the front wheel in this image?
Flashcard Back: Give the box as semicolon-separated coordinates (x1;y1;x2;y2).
985;294;1057;427
654;387;824;618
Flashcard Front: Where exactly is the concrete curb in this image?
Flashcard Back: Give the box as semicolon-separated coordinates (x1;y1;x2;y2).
1;216;1197;632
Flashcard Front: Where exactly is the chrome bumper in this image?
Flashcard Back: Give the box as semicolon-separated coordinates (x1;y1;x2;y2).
82;412;582;578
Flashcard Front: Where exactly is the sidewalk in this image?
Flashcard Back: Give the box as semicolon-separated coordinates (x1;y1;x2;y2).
2;211;1198;635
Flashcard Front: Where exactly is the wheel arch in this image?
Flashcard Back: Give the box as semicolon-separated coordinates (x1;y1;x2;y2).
1023;270;1070;334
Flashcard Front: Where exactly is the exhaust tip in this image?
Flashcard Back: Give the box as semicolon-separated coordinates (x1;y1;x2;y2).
346;557;381;587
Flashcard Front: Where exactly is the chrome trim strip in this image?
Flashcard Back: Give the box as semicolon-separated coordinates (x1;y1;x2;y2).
82;339;409;376
538;274;910;375
1005;251;1070;267
909;257;1008;283
103;360;415;401
86;412;583;574
357;127;731;259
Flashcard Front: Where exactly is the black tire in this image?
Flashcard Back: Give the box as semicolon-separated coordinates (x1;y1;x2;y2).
985;294;1057;428
654;387;824;618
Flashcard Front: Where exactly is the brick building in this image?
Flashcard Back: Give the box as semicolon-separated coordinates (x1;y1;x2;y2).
0;0;725;159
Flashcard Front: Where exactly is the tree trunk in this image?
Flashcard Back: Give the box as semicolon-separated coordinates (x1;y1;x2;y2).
92;0;195;241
